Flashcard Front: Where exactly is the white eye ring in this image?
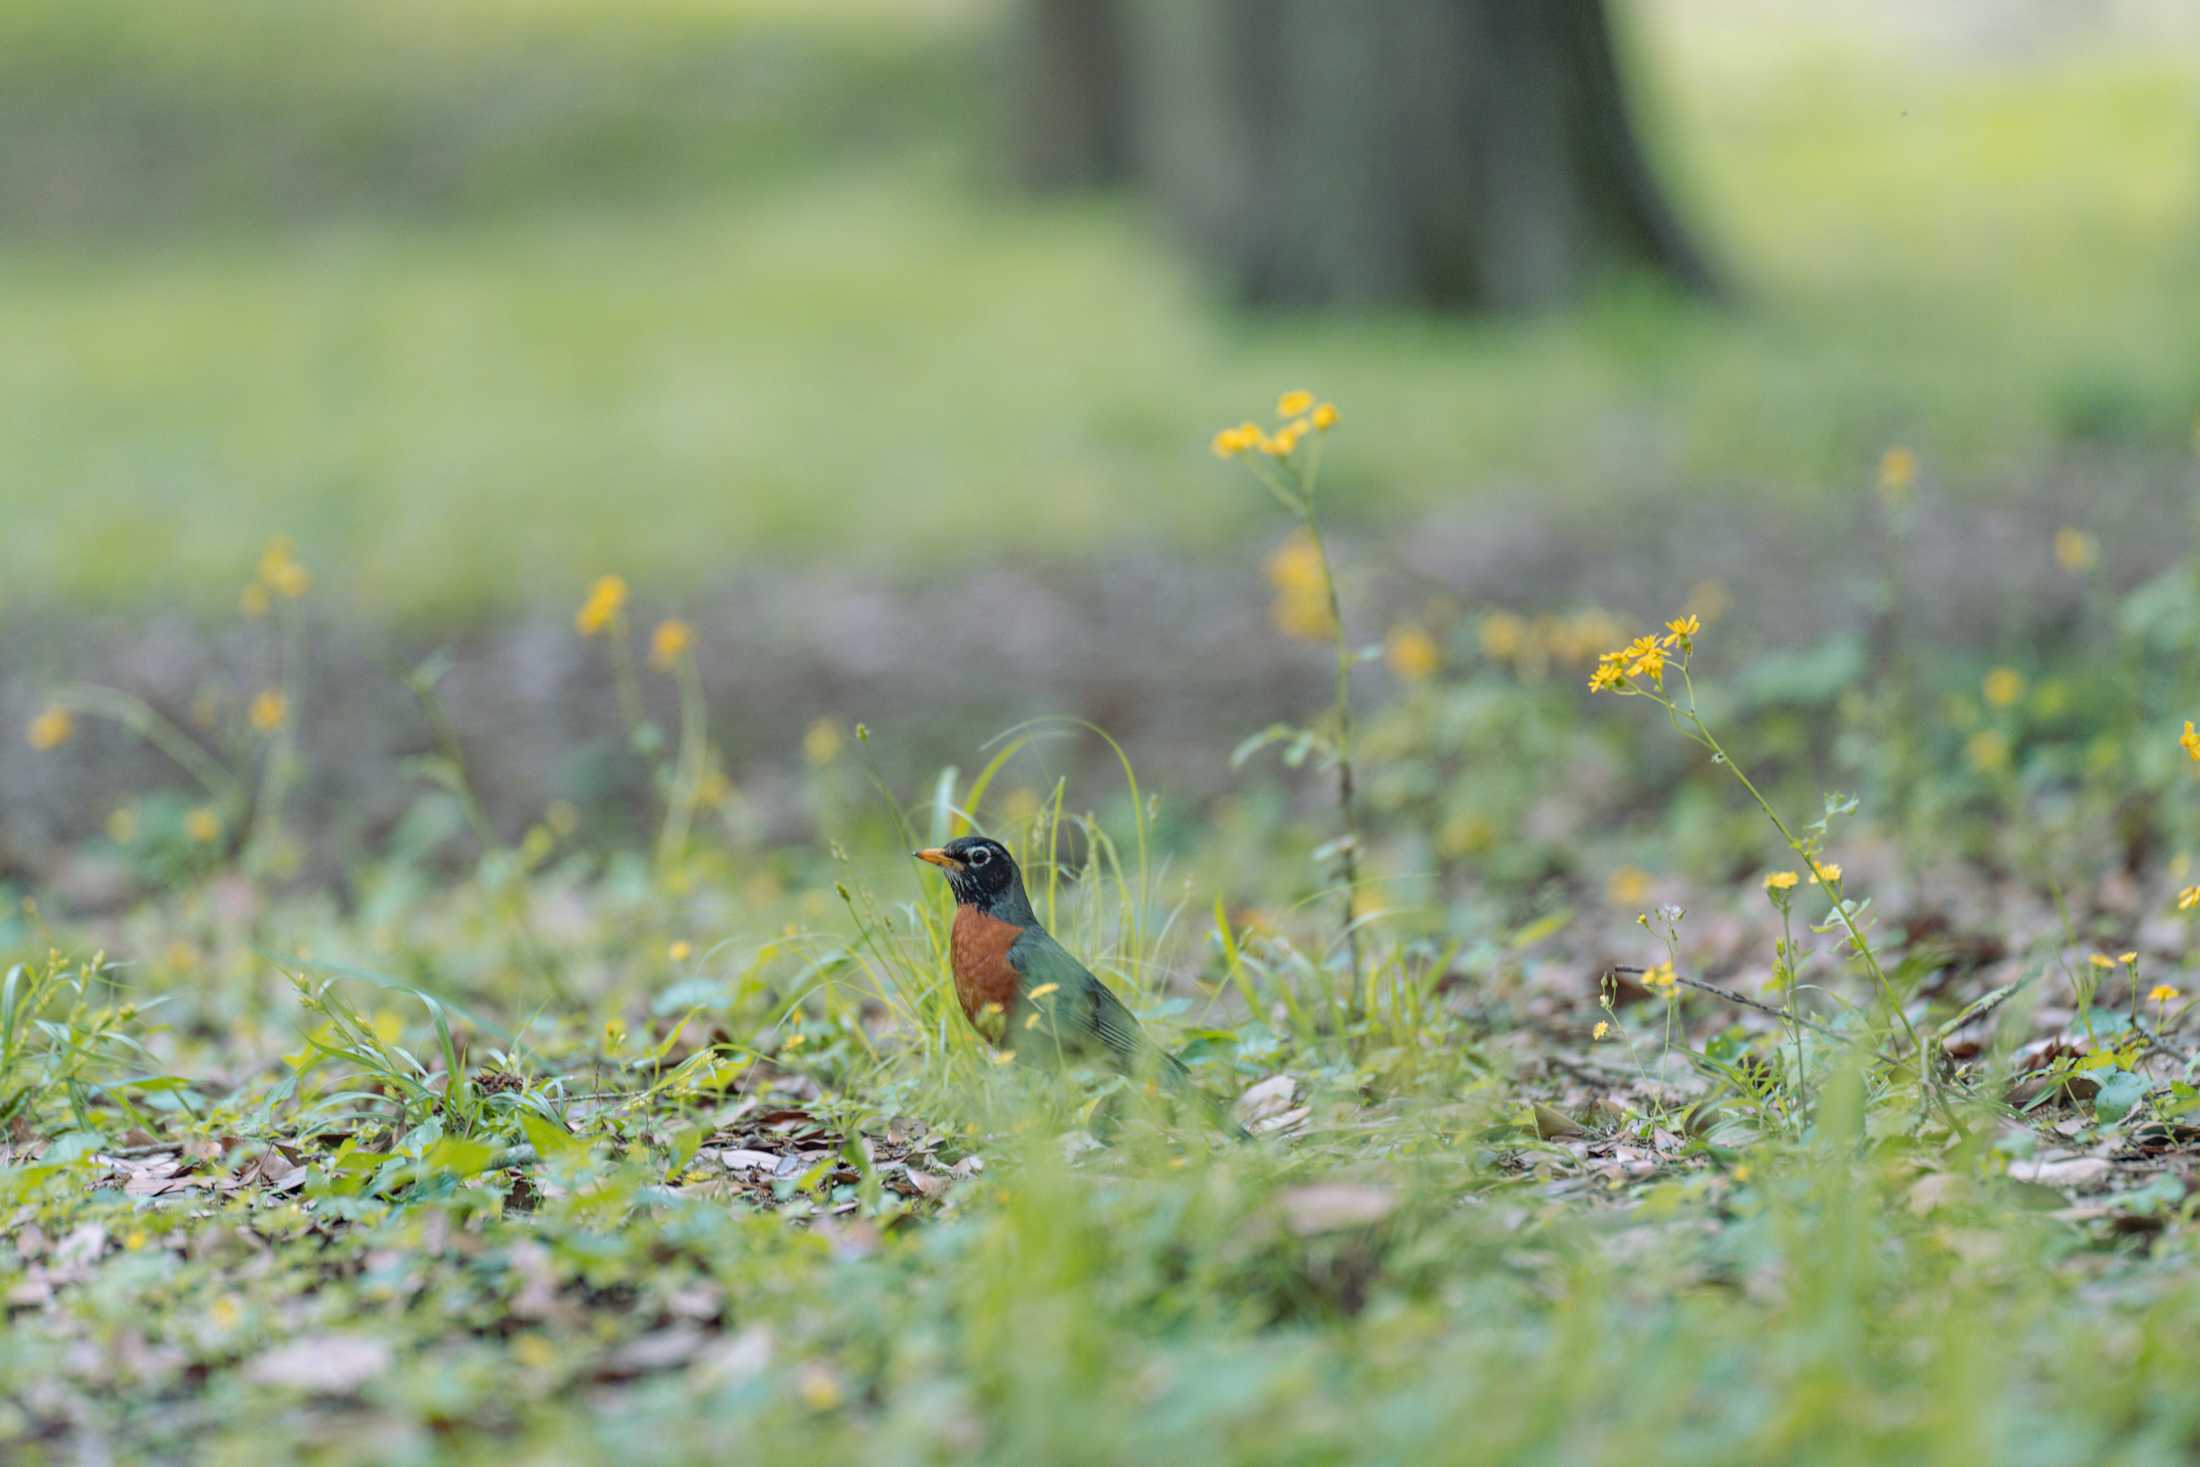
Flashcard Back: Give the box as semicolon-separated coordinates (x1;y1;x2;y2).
970;847;991;866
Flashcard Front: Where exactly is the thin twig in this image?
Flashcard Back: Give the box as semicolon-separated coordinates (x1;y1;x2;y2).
1608;965;1912;1074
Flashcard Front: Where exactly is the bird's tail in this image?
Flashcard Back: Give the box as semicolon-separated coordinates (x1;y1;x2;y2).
1154;1047;1253;1141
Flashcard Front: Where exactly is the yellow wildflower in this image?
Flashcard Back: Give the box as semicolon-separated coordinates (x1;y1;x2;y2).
1763;870;1799;892
1663;613;1701;643
1617;636;1666;685
1276;389;1315;418
2118;951;2139;966
249;689;287;733
258;536;311;599
1311;402;1338;431
2182;720;2200;762
2148;984;2180;1004
2052;527;2098;573
1271;591;1336;641
649;618;693;669
1479;612;1525;661
1641;961;1677;991
1878;446;1917;495
239;583;270;619
2179;885;2200;912
802;719;842;766
184;806;222;844
1261;424;1304;458
1266;531;1325;595
26;706;74;751
1210;422;1263;459
2088;953;2115;971
1592;1020;1610;1041
667;940;692;962
1587;663;1625;694
1385;625;1441;682
1982;667;2025;708
574;575;628;637
1808;863;1842;885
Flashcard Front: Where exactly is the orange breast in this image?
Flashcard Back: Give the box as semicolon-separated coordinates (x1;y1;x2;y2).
950;905;1025;1044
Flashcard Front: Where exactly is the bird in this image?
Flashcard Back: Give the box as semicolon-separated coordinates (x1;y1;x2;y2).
914;835;1243;1131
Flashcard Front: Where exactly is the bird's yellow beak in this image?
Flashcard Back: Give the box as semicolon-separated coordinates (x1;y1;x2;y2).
913;848;965;873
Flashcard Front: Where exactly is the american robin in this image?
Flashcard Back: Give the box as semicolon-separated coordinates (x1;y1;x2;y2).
914;835;1241;1130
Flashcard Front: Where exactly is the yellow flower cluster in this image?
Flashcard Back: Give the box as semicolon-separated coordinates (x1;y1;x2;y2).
1210;390;1339;461
649;618;693;669
575;575;628;637
1265;530;1335;641
1384;625;1440;682
1640;961;1677;991
241;536;311;616
26;705;74;751
1877;446;1917;501
249;689;288;734
2052;527;2098;573
1982;667;2025;708
2149;984;2181;1004
1763;870;1799;892
1808;863;1842;885
1477;608;1628;679
2182;720;2200;762
1588;615;1699;694
2179;885;2200;912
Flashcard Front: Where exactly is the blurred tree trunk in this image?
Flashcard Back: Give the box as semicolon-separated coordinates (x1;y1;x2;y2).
1008;0;1134;189
1020;0;1713;310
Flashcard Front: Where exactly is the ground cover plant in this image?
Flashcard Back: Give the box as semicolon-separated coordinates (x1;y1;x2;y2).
11;396;2200;1465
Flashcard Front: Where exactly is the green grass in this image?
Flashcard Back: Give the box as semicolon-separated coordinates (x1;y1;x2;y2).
3;3;2197;615
13;462;2200;1458
11;630;2200;1463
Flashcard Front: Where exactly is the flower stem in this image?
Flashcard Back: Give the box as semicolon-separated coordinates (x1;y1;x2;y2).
656;650;710;868
1300;481;1365;986
1664;665;1926;1086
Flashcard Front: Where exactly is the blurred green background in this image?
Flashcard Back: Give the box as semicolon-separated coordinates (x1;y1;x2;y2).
5;0;2197;616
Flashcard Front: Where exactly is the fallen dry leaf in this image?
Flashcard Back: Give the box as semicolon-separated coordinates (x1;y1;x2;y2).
1237;1074;1301;1126
717;1148;781;1175
245;1334;392;1393
2006;1155;2112;1188
1277;1183;1397;1235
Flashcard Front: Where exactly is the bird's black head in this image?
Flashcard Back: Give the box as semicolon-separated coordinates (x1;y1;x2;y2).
914;835;1031;918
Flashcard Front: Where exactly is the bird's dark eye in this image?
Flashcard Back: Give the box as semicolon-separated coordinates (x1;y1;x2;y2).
969;847;991;866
